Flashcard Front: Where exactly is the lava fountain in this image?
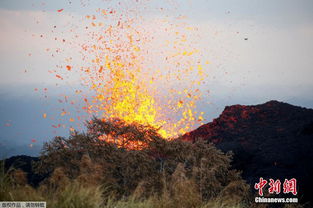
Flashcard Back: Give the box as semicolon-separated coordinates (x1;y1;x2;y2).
46;0;209;142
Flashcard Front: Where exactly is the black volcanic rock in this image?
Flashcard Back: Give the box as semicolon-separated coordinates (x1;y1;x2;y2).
182;100;313;204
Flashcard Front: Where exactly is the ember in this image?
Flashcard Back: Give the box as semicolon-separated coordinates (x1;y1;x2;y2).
43;0;209;143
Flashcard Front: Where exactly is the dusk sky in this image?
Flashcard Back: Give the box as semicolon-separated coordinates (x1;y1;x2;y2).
1;0;313;158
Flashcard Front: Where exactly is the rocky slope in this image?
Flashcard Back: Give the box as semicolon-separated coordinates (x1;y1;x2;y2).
182;100;313;203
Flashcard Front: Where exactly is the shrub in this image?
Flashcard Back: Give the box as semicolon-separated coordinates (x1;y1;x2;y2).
34;117;249;206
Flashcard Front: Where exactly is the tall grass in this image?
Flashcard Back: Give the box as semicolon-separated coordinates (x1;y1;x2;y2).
0;168;302;208
0;162;248;208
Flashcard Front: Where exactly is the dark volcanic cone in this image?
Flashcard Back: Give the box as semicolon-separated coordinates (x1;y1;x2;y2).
182;100;313;203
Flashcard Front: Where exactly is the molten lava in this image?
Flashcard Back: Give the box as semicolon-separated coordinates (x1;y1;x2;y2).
42;1;210;144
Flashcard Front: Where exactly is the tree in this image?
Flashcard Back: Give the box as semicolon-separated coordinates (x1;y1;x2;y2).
35;117;249;204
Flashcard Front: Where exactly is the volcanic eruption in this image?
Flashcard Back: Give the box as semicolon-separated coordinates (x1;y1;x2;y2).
42;1;210;145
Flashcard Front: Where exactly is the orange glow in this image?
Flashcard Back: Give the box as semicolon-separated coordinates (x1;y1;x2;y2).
45;1;209;146
66;65;72;71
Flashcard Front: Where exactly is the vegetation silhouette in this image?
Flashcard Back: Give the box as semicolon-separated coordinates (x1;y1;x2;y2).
1;117;304;207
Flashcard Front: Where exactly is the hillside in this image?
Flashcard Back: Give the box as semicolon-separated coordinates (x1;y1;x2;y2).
182;100;313;203
3;100;313;206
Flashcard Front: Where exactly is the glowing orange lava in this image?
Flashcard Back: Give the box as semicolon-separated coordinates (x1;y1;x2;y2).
45;1;209;143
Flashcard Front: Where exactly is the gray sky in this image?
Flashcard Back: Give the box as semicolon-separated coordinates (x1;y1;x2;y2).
1;0;313;157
